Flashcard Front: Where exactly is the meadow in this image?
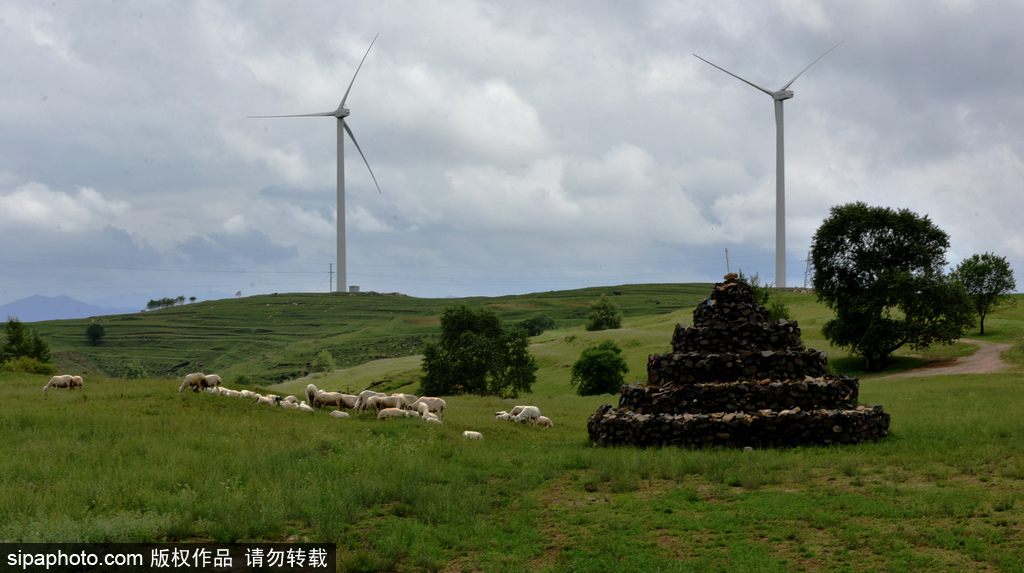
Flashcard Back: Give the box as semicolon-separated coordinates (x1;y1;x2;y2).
4;284;1024;571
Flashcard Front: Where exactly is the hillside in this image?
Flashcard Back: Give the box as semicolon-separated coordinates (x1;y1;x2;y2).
30;283;1024;390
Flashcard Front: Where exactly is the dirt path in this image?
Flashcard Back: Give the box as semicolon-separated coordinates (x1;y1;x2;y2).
873;338;1015;379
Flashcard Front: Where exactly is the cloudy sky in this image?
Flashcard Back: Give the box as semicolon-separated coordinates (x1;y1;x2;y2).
2;1;1022;308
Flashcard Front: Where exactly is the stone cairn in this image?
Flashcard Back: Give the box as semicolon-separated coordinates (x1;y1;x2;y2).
587;275;890;448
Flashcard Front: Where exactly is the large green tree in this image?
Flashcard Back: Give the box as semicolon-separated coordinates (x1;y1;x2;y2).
951;252;1017;335
810;202;974;371
419;304;538;398
585;295;623;331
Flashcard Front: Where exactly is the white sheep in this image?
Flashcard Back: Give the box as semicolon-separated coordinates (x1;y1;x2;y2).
282;395;299;404
354;390;387;412
421;412;442;425
313;390;349;409
462;430;483;439
279;400;299;409
377;407;411;420
239;389;255;398
43;375;82;392
494;411;514;421
178;372;206;393
513;406;542;425
409;397;446;420
221;389;241;398
330;410;350;419
296;403;315;413
204;374;222;388
255;394;281;406
536;415;554;428
305;383;319;406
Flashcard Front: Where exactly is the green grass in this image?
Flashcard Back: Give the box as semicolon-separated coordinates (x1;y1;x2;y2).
8;285;1024;571
2;371;1023;571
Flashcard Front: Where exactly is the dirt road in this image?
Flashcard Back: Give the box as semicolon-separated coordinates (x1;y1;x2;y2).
873;339;1015;379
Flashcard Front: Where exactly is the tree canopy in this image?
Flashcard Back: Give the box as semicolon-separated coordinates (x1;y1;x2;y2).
419;304;538;398
585;295;623;331
810;202;974;371
570;340;629;396
1;317;52;365
951;252;1016;335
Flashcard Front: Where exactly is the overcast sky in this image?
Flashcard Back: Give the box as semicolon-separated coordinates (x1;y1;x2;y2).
2;1;1022;308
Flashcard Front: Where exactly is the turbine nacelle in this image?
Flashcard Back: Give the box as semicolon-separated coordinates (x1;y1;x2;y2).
773;90;794;101
333;106;351;118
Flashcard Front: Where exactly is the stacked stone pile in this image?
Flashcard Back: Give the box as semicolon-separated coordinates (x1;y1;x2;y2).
588;275;890;448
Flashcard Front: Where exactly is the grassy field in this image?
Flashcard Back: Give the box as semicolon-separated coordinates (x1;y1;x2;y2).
6;284;1024;571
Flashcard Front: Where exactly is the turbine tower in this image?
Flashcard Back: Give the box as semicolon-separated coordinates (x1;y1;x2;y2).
251;34;381;293
694;42;841;288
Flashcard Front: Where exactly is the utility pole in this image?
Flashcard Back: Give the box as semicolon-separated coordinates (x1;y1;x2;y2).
329;264;333;293
725;248;730;274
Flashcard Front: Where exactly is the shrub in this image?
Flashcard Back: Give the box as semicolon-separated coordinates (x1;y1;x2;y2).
570;340;629;396
311;350;337;373
124;360;148;379
1;356;58;376
518;314;555;336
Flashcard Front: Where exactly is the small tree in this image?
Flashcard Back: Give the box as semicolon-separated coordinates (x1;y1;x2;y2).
1;317;51;365
124;360;148;379
737;269;791;322
586;295;623;331
952;252;1017;335
419;304;537;398
85;323;106;346
570;340;629;396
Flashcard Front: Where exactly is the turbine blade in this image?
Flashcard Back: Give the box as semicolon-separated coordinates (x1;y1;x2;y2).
344;121;382;194
339;33;379;109
779;41;843;91
248;112;337;118
693;54;774;96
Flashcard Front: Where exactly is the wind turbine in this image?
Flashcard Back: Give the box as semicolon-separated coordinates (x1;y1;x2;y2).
694;41;841;288
251;34;381;293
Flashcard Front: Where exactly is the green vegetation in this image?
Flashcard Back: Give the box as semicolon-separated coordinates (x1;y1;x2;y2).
4;282;1024;570
811;202;976;371
85;322;106;346
952;252;1017;335
419;304;537;398
585;294;623;331
738;269;791;322
570;340;629;396
1;317;53;373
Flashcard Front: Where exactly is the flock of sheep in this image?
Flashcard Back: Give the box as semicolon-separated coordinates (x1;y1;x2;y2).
176;372;553;439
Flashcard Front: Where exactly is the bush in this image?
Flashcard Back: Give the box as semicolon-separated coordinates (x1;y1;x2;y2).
518;314;555;336
1;356;58;376
1;317;52;364
586;295;623;331
124;360;148;379
570;341;629;396
311;350;337;373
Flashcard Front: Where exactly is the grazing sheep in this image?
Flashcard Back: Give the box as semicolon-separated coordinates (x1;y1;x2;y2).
421;412;442;425
379;394;408;410
462;430;483;439
409;397;446;420
282;395;299;404
330;410;350;419
394;393;418;406
239;389;255;398
221;389;241;398
536;415;554;428
513;406;542;425
296;403;315;413
354;390;387;412
178;372;207;393
305;383;319;406
279;400;299;409
494;411;514;421
508;405;527;418
377;407;411;420
204;374;222;388
43;375;82;392
313;390;349;409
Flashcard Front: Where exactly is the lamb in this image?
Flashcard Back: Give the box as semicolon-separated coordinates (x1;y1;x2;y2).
296;403;315;413
239;389;255;398
536;415;554;428
330;410;350;419
282;395;299;404
178;372;207;393
421;412;442;425
377;407;411;420
494;411;514;421
409;397;446;420
462;430;483;439
513;406;542;425
279;400;299;409
43;375;82;392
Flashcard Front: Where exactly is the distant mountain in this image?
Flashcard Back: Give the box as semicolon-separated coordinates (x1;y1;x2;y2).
0;295;135;323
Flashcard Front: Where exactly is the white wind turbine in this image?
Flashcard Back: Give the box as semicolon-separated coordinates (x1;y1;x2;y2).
251;34;381;293
694;42;841;288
